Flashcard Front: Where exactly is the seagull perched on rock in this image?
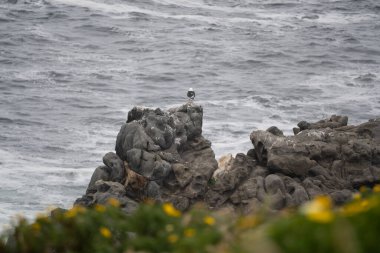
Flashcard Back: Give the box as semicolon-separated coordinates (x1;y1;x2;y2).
187;88;195;100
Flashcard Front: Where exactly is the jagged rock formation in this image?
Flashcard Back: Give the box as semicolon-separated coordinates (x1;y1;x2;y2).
75;104;380;213
75;102;218;212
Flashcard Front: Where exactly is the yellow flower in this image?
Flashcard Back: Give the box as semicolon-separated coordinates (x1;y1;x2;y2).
107;198;120;207
307;210;334;223
352;193;361;200
167;234;179;243
184;228;196;238
341;203;364;216
95;204;106;213
99;227;112;238
360;199;369;208
204;216;216;226
315;195;333;209
64;206;86;219
373;184;380;193
301;195;334;223
31;222;41;232
163;203;181;217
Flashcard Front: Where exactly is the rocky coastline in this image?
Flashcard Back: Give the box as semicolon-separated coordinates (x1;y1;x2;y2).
74;102;380;214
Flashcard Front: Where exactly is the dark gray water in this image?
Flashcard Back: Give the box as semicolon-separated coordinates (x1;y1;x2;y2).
0;0;379;225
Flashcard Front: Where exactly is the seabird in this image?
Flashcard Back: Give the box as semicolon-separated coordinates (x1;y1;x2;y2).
187;88;195;100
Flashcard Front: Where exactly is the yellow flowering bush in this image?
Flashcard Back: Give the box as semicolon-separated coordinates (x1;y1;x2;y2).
99;227;112;239
162;203;181;217
203;216;216;226
300;195;334;223
0;200;222;253
125;202;221;253
1;184;380;253
266;186;380;253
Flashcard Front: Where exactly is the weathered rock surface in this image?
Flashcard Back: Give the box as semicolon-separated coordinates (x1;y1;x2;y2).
75;102;218;212
75;103;380;213
249;116;380;208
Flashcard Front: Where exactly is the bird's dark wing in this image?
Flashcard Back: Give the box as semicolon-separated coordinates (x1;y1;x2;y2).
187;91;195;99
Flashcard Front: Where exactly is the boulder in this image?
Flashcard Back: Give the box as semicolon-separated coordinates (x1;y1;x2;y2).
102;152;125;183
248;116;380;209
297;115;348;131
86;166;110;194
266;126;284;137
211;153;254;193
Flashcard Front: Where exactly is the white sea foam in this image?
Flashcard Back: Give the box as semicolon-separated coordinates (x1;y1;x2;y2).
152;0;255;14
315;12;378;25
0;148;93;226
48;0;257;25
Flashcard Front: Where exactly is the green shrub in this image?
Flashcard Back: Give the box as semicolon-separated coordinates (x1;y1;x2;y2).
2;185;380;253
1;200;222;253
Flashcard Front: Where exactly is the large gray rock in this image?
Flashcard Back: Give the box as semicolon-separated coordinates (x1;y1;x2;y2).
249;116;380;209
76;102;217;211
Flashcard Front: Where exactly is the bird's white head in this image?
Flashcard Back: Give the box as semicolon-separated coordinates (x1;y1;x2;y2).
188;88;194;92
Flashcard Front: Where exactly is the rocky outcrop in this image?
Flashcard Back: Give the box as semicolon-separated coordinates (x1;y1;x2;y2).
75;104;380;213
75;102;218;212
248;116;380;208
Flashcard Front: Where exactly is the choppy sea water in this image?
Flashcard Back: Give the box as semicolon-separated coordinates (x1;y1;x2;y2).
0;0;379;226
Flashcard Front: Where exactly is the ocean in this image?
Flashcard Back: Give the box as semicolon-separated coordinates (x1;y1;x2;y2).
0;0;379;226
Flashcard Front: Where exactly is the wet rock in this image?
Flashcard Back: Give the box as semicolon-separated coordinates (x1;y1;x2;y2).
75;180;139;213
268;154;317;178
282;176;309;206
293;127;301;135
246;149;257;159
78;102;217;211
102;152;125;183
264;174;286;210
74;195;93;207
168;195;190;211
330;190;352;205
145;181;162;201
211;153;253;192
172;163;192;188
297;115;348;131
115;122;158;160
205;189;230;208
144;112;175;149
229;176;265;205
266;126;284;137
302;178;323;198
265;174;286;194
86;166;111;194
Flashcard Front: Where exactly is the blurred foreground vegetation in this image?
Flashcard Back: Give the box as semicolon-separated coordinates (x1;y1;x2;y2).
1;185;380;253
